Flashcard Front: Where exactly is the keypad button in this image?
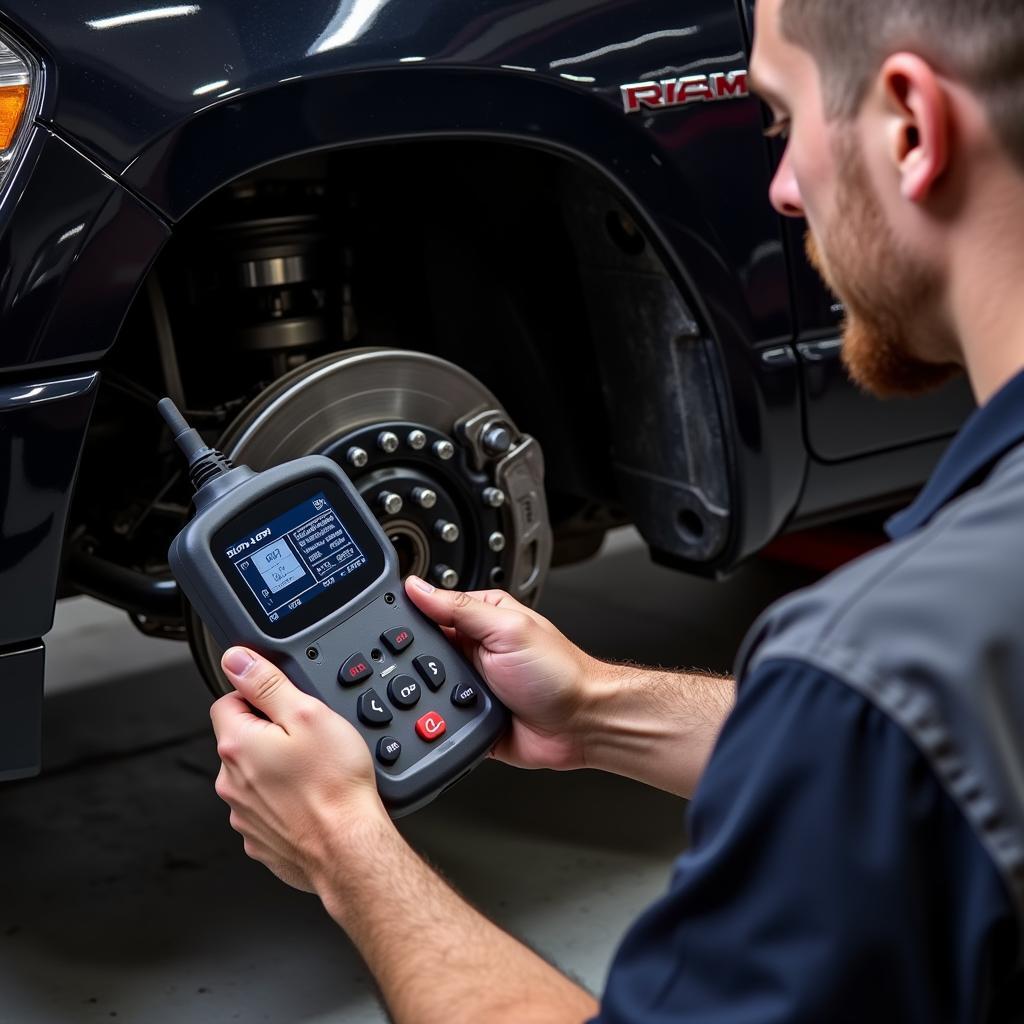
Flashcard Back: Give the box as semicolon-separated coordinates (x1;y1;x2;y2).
376;736;402;766
415;711;447;742
381;626;414;653
357;689;393;726
413;655;446;691
339;653;373;687
388;676;421;709
451;682;479;708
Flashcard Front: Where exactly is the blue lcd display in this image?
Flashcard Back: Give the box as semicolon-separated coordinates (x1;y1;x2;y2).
224;492;367;624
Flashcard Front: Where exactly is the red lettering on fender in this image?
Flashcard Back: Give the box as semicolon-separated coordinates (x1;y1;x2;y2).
621;82;664;113
677;75;715;102
710;70;749;99
620;69;749;114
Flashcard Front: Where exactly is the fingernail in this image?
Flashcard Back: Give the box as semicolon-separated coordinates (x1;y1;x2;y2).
223;647;255;676
409;575;435;593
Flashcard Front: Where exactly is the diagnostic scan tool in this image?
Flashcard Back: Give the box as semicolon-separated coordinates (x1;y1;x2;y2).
158;399;507;815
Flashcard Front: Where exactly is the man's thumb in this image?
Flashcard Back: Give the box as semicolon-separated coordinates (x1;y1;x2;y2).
404;576;518;645
221;647;307;725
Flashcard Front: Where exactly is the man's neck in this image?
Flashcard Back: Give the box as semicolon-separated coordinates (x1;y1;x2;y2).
949;170;1024;406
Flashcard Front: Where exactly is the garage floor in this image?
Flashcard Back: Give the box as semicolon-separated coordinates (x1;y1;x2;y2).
0;530;811;1023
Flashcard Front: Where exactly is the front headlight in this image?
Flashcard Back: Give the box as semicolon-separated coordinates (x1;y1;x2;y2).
0;31;35;190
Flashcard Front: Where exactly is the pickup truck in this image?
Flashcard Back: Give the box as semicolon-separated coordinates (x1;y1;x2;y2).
0;0;974;779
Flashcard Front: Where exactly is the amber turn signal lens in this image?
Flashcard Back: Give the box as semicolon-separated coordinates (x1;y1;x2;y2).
0;84;28;150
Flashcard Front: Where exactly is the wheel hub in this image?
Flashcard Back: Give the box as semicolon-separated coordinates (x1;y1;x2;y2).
323;421;486;591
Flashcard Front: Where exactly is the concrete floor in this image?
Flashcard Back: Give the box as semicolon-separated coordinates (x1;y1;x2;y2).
0;530;811;1023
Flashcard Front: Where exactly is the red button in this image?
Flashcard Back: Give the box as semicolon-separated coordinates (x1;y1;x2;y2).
415;711;447;742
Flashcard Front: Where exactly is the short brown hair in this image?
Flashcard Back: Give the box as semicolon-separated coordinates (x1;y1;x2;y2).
780;0;1024;169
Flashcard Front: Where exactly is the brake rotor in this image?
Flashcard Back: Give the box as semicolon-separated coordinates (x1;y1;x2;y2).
187;347;551;694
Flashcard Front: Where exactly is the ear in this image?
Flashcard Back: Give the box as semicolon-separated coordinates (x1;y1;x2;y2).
877;53;951;202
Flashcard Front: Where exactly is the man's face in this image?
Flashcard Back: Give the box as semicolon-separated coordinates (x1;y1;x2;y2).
750;0;959;398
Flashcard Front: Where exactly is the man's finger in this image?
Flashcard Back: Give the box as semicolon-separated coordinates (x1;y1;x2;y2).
220;647;312;728
404;576;527;647
209;688;278;753
208;684;260;733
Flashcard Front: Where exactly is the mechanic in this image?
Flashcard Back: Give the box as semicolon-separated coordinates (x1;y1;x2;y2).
208;0;1024;1019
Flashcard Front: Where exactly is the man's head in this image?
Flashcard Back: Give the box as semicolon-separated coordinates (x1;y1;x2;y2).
750;0;1024;398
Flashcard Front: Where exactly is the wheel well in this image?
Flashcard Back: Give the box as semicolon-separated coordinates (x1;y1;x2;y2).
138;141;617;506
69;141;638;623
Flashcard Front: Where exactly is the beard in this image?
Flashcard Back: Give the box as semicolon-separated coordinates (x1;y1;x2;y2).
804;136;961;399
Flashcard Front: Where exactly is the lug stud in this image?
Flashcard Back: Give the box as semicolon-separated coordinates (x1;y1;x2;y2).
377;431;400;454
488;531;507;553
435;520;460;543
482;487;505;508
407;429;427;451
379;491;403;515
412;486;437;509
347;446;368;469
482;422;512;456
434;565;460;589
433;439;455;461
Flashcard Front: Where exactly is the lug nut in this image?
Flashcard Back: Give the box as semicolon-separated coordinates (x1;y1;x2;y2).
434;565;460;589
412;486;437;509
377;431;400;454
482;487;506;508
379;491;403;515
488;531;507;553
482;422;512;456
435;520;460;543
407;429;427;451
347;446;368;469
433;439;455;461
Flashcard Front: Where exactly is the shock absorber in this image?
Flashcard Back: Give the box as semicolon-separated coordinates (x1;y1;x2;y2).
191;178;353;379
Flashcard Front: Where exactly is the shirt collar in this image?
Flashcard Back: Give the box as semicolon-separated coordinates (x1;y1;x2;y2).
886;369;1024;540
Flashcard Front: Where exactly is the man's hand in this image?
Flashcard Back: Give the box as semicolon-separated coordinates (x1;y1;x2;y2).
404;575;598;772
406;575;735;799
210;647;389;896
210;645;598;1024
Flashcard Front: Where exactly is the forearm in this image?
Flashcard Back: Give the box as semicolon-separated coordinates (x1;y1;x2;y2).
579;659;735;799
318;814;598;1024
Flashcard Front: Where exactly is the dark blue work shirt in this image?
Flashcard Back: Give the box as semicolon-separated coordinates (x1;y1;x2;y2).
594;370;1024;1023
